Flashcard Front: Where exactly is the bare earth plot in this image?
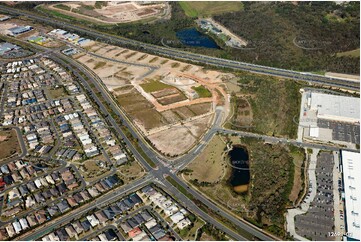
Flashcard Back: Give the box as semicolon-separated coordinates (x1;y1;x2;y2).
46;1;170;24
0;129;21;162
73;42;234;156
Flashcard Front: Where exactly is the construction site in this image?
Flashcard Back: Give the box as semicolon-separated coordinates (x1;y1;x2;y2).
72;42;233;156
44;1;171;24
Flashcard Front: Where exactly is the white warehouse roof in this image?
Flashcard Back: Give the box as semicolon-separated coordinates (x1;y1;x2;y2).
342;151;360;241
310;92;360;123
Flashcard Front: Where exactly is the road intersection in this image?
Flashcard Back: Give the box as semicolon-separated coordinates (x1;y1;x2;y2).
0;11;358;240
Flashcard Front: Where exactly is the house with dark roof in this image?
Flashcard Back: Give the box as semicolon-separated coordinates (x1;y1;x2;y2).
109;205;122;215
80;219;91;232
56;200;70;213
47;206;59;217
34;193;45;203
116;200;129;212
42;190;53;200
123;198;135;208
26;181;36;192
129;194;142;205
73;193;84;204
18;185;29;196
56;183;67;194
55;228;69;241
127;218;139;228
133;214;145;225
49;188;60;197
104;229;118;241
103;208;115;220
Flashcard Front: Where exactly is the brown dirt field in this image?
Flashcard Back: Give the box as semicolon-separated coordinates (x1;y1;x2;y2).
157;93;187;105
132;108;166;130
187;102;212;116
148;115;211;156
234;96;253;126
148;126;196;156
172;106;195;120
151;88;178;98
47;2;168;24
118;161;145;183
200;233;216;241
186;135;226;183
0;130;21;161
289;152;305;204
160;110;181;124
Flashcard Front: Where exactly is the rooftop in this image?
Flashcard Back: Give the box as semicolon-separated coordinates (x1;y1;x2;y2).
342;150;360;240
310;92;360;123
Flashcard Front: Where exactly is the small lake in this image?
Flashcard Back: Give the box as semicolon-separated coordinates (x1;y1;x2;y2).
176;28;220;49
228;145;250;193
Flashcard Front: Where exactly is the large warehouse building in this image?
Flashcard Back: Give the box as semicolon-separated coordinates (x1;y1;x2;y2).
309;92;360;124
341;151;360;241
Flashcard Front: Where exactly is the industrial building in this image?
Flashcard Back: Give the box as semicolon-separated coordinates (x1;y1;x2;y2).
341;151;360;241
8;26;33;36
0;14;10;21
299;90;360;145
309;92;360;124
0;42;20;55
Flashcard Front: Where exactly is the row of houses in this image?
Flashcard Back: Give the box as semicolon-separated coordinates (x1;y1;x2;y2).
0;173;122;240
76;94;128;164
141;186;192;230
40;181;136;241
2;166;81;218
0;160;45;191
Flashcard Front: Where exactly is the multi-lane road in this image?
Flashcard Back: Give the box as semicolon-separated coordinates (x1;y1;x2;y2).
0;6;359;92
1;6;358;241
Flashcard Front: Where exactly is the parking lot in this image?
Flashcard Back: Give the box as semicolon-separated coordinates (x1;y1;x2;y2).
295;152;336;241
318;119;360;144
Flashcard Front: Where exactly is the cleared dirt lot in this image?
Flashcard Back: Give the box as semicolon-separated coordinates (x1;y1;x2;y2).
73;42;233;156
46;1;170;24
148;115;212;156
0;129;21;162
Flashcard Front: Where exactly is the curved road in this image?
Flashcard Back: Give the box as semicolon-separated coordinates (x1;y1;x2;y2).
0;6;359;92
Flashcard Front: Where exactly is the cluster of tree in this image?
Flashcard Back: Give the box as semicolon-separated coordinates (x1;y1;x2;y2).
195;223;228;241
244;139;296;237
214;1;360;74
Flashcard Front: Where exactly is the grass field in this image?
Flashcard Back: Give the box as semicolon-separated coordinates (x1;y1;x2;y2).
0;129;20;161
191;85;212;98
336;48;360;58
179;2;243;17
49;86;67;99
186;135;226;183
140;80;173;93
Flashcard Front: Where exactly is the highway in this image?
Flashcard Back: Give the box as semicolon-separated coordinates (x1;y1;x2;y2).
1;9;357;240
3;34;352;241
0;6;359;92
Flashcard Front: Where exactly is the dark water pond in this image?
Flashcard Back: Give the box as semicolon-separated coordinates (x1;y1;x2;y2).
228;145;250;193
176;28;219;49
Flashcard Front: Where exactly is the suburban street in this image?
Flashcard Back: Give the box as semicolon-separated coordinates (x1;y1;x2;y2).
0;7;358;241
